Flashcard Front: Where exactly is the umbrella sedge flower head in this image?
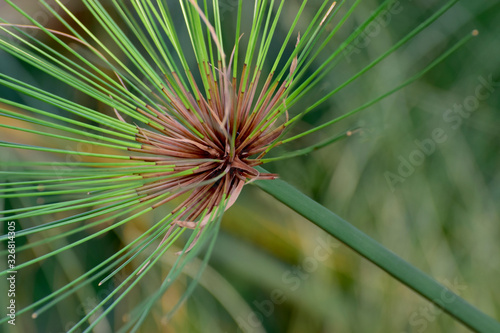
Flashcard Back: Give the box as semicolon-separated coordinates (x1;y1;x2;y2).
0;0;312;328
128;34;297;250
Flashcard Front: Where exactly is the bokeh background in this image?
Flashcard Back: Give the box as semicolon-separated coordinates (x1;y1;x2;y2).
0;0;499;332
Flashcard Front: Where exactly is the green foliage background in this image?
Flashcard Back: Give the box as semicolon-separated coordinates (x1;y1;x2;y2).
0;0;499;332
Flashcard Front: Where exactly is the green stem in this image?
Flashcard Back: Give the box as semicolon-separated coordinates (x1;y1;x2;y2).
254;169;500;333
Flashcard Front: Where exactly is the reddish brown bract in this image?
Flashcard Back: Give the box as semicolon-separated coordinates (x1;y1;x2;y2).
128;60;294;247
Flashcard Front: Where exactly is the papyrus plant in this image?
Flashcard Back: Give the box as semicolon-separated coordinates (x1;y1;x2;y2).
0;0;498;332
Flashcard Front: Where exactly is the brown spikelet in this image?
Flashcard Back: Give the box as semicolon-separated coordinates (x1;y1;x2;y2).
128;54;297;251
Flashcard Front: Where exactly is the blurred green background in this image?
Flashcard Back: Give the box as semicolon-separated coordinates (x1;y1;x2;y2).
0;0;499;332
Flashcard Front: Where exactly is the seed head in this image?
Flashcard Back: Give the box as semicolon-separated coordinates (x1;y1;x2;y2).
127;55;296;250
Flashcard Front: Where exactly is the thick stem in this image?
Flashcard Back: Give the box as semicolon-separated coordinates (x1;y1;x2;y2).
254;168;500;333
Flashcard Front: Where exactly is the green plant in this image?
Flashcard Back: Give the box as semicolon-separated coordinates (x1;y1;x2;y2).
0;0;498;332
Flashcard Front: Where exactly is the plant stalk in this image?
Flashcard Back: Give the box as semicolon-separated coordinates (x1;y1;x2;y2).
255;168;500;333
